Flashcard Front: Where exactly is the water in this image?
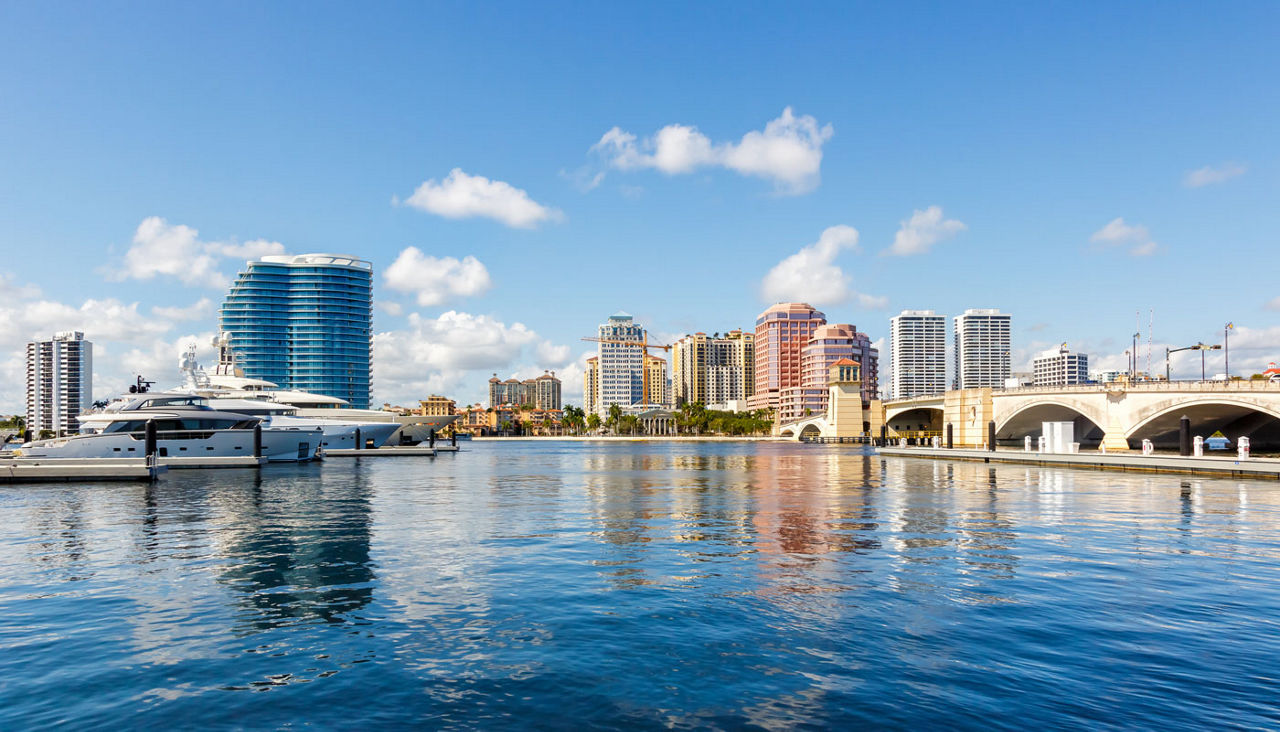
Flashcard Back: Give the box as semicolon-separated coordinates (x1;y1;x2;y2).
2;442;1280;729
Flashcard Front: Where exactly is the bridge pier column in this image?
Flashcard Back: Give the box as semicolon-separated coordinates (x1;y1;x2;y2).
1101;431;1130;451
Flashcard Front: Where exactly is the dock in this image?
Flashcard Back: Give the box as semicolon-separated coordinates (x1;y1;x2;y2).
0;457;164;482
160;456;268;469
876;446;1280;480
324;446;438;457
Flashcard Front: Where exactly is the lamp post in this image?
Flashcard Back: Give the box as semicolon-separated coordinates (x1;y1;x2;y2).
1225;323;1234;380
1131;332;1141;377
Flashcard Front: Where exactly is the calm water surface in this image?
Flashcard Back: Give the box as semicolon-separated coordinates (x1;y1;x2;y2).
2;441;1279;729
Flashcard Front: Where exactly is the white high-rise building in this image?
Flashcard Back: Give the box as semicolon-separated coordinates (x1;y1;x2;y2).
954;309;1012;389
890;310;946;398
1033;345;1089;386
26;331;93;436
595;312;645;417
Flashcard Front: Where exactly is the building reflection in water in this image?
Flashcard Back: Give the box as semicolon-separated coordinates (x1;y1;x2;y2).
214;468;376;634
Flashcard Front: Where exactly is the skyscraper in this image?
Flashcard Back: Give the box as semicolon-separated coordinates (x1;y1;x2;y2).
26;330;92;436
671;329;754;408
890;310;947;398
750;302;826;414
954;309;1012;389
583;357;599;416
220;254;373;408
594;312;645;417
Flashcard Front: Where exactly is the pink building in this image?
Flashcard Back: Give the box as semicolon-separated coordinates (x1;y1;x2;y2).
778;324;880;423
750;303;827;413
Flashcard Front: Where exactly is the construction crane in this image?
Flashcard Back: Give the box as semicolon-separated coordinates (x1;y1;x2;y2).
581;335;672;406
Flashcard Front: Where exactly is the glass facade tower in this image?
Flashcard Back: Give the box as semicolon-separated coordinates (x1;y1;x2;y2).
220;254;373;408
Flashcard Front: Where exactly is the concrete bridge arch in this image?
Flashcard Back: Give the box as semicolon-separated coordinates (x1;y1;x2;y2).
1125;397;1280;449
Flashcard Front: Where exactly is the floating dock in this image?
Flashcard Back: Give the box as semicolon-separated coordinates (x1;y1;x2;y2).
159;456;269;469
0;457;164;482
324;446;437;457
876;446;1280;480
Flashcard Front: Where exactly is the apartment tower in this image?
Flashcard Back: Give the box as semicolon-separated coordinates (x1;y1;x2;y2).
889;310;947;398
1032;346;1089;386
750;303;826;414
26;330;93;436
671;329;754;408
593;312;646;417
220;254;373;408
954;309;1012;389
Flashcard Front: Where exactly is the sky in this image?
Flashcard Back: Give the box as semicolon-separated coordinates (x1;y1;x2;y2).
0;1;1278;410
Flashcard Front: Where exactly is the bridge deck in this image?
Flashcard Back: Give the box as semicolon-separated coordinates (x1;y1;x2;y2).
877;446;1280;480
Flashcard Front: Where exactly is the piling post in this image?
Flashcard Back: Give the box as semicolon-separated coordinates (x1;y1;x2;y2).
451;431;457;447
1179;416;1191;457
144;420;158;458
354;427;362;451
946;423;953;449
429;429;436;448
879;425;887;447
987;421;996;452
253;423;262;458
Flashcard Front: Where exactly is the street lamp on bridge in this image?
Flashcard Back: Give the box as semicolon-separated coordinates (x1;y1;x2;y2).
1166;343;1222;381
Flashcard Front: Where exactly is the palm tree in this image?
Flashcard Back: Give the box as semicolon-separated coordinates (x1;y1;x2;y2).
607;403;623;433
586;413;601;433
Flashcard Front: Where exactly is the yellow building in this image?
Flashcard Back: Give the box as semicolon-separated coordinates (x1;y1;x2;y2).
644;354;669;406
671;330;755;408
418;395;457;416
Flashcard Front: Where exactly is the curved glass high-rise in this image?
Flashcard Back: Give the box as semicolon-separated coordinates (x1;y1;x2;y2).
220;254;373;408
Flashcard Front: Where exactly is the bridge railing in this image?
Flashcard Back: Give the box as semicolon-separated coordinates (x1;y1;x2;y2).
996;380;1280;395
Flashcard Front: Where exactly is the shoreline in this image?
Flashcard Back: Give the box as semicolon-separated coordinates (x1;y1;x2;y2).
470;435;789;442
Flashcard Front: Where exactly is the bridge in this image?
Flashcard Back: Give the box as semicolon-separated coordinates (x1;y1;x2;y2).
879;381;1280;450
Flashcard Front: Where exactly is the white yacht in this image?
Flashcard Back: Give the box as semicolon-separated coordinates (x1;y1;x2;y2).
200;397;399;451
177;338;456;446
74;393;323;463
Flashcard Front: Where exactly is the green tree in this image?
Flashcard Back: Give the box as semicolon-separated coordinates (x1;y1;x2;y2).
586;413;601;432
607;403;623;433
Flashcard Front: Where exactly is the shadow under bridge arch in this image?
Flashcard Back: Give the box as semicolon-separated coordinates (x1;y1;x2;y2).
995;401;1105;448
1126;400;1280;451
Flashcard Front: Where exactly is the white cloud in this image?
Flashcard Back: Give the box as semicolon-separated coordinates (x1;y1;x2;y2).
1184;162;1246;188
211;239;286;260
592;107;834;194
1090;217;1158;256
383;247;493;307
1264;297;1280;312
401;169;563;229
760;225;865;305
857;293;889;309
883;206;966;257
151;298;213;321
107;217;288;288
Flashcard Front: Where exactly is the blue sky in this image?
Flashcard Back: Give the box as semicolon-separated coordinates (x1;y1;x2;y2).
0;2;1277;408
